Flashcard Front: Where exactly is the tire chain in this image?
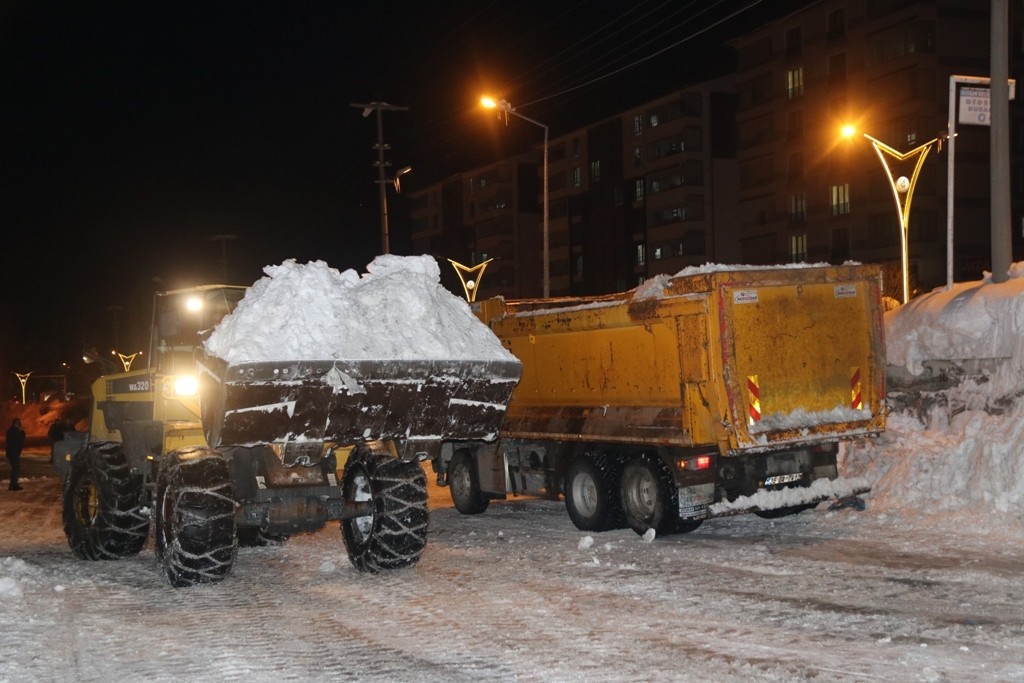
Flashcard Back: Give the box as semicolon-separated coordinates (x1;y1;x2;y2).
63;441;150;560
157;448;237;587
344;449;429;573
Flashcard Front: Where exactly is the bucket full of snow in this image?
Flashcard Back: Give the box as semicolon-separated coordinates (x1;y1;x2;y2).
198;256;522;457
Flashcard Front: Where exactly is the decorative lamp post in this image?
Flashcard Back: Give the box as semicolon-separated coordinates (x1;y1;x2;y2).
448;258;493;303
481;96;549;298
113;350;142;372
842;126;938;304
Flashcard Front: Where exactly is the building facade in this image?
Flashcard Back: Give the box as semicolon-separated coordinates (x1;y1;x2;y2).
409;0;1022;301
733;0;1022;298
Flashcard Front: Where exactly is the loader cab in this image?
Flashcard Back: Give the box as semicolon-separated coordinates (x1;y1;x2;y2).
151;285;247;374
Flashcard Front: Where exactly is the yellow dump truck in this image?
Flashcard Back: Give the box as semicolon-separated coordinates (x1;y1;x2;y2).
434;264;885;535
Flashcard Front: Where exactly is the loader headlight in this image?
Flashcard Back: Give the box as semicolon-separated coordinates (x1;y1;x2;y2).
170;375;199;397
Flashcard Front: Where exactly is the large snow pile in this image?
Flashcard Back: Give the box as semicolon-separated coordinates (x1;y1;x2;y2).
205;255;516;364
843;266;1024;534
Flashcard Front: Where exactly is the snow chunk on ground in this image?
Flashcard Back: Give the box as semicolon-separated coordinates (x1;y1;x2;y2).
205;256;517;364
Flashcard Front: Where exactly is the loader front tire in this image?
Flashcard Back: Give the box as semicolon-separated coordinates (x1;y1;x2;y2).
620;454;680;537
342;444;428;572
155;447;237;588
449;450;489;514
63;441;149;560
565;453;625;531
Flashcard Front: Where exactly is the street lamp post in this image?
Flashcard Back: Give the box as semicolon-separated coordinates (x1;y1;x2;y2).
14;372;30;404
481;97;549;298
842;126;938;304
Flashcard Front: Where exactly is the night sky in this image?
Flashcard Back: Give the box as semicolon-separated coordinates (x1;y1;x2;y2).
1;0;784;393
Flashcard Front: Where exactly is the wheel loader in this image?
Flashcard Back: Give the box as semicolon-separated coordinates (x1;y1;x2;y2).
52;284;521;586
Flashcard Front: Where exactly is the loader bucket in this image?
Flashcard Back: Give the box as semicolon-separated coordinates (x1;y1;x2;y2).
198;356;522;458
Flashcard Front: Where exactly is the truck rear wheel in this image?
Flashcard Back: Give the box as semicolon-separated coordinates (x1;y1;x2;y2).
62;441;149;560
565;453;625;531
620;454;680;537
342;444;428;572
449;450;489;514
155;447;237;587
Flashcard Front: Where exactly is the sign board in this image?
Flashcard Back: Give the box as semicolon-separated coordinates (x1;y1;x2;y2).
959;81;1017;126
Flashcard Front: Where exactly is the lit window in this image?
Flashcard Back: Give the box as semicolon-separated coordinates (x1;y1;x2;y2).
790;234;808;262
590;160;601;182
635;244;646;265
633;114;643;136
572;167;582;187
831;183;851;216
635;179;645;202
787;67;804;99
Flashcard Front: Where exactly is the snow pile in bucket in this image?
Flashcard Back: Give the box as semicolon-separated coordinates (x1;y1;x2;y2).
204;255;516;363
843;265;1024;532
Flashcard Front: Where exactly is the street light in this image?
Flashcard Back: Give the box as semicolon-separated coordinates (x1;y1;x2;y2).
14;372;30;404
842;126;938;304
113;350;142;372
481;96;549;298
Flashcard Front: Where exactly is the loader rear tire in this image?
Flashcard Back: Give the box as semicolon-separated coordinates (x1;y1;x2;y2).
155;447;237;588
449;450;489;514
342;444;428;572
620;454;680;537
63;441;149;560
565;453;625;531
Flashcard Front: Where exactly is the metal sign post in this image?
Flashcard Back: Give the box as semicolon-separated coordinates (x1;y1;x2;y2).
946;75;1016;288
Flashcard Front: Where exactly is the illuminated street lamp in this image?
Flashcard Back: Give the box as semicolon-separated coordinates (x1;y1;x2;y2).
14;372;30;404
448;258;493;303
113;350;142;372
481;96;549;298
842;126;938;304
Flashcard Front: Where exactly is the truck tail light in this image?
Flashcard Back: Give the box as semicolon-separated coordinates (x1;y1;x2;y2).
678;454;714;471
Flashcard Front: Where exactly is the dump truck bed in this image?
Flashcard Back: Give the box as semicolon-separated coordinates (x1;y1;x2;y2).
476;264;885;455
198;356;522;458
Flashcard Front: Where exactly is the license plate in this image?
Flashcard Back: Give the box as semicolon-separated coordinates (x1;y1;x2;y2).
678;483;714;518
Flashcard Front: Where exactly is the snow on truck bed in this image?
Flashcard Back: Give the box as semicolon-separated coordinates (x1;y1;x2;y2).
204;255;516;364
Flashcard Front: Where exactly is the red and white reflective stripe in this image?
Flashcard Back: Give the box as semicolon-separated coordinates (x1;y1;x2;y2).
747;374;761;425
850;366;863;410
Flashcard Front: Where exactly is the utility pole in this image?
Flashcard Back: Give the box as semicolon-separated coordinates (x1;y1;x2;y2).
990;0;1012;283
208;234;238;283
350;101;408;254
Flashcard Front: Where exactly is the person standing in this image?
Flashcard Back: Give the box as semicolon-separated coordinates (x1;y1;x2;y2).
6;417;25;491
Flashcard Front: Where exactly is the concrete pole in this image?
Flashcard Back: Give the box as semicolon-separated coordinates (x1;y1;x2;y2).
990;0;1012;282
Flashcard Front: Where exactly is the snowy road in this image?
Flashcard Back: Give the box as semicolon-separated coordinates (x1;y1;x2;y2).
1;451;1022;683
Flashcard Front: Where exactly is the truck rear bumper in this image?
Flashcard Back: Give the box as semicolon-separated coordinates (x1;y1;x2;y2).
705;476;871;518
